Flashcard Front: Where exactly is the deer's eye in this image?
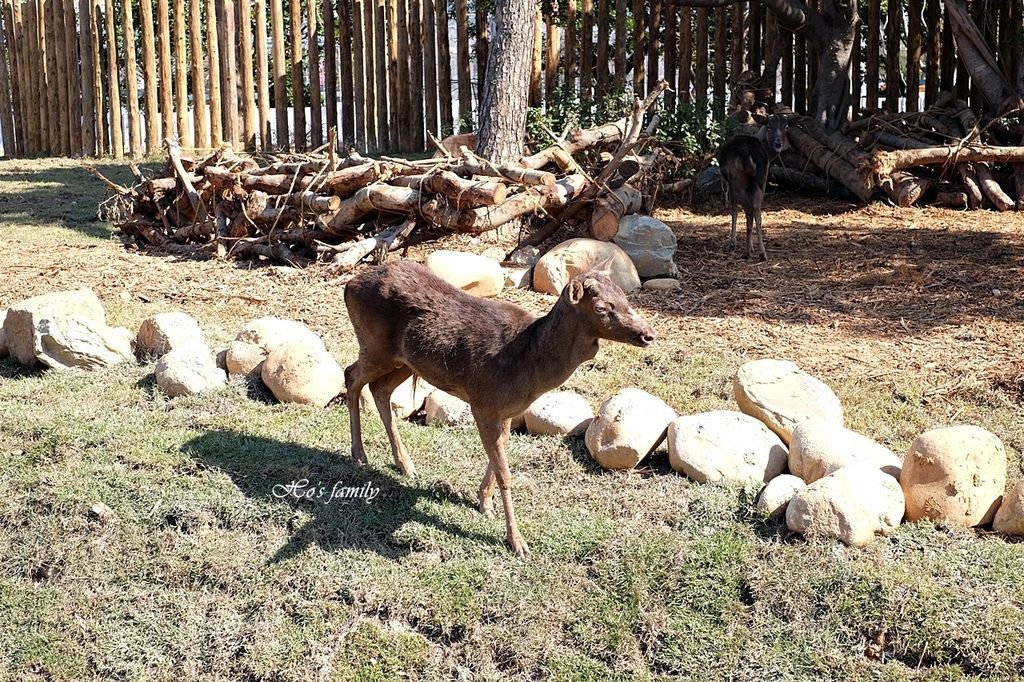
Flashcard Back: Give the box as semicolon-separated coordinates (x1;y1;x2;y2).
594;305;608;314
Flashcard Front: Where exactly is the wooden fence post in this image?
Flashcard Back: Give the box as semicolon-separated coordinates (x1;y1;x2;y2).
188;0;209;148
351;0;365;150
695;7;708;105
713;5;726;117
421;0;437;140
454;0;470;129
79;0;96;154
337;0;353;146
47;0;67;155
173;0;189;146
434;0;451;134
140;0;159;153
157;0;174;143
409;0;423;150
362;0;376;151
123;0;143;156
596;0;608;96
372;0;387;150
308;0;322;147
581;0;592;108
529;7;541;107
270;0;286;148
614;0;625;91
474;0;486;117
323;0;337;138
240;0;256;148
679;6;691;103
289;0;304;149
632;0;643;93
396;0;410;145
906;0;922;112
0;3;14;156
544;11;560;107
885;0;900;110
647;0;661;98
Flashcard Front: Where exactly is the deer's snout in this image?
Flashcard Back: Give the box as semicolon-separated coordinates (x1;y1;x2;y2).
633;320;656;348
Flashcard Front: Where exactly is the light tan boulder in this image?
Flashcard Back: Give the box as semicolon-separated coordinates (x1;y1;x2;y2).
136;312;206;357
31;316;134;370
424;250;504;297
612;215;679;279
585;388;676;470
755;474;806;518
789;421;902;483
503;267;532;289
667;410;788;485
524;391;594;437
424;390;474;427
225;340;266;376
227;317;325;376
261;340;345;407
155;347;227;397
901;425;1007;526
4;289;107;364
993;480;1024;536
733;359;843;444
362;375;436;418
786;464;905;546
642;278;680;292
533;239;641;296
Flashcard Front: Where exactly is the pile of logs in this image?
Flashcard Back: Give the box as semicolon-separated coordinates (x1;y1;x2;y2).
97;84;671;270
774;95;1023;210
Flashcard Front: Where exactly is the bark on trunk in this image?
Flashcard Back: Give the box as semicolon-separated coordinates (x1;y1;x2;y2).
474;0;536;163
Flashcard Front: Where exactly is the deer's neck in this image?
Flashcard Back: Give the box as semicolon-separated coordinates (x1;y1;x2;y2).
517;297;599;396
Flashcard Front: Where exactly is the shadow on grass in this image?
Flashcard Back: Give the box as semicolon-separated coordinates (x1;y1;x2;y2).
0;161;157;239
183;429;501;562
0;356;47;379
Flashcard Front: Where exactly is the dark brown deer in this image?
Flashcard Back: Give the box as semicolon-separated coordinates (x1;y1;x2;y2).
344;259;656;556
717;114;789;261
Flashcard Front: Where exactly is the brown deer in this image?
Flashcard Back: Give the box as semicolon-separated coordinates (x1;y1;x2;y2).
344;259;656;556
717;114;789;261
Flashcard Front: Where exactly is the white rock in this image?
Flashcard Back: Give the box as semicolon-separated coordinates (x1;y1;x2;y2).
4;289;107;365
363;375;436;418
30;315;134;370
733;359;844;445
901;425;1006;526
993;480;1024;536
261;340;345;408
524;391;594;437
756;474;806;518
667;410;788;485
136;312;205;357
480;246;505;262
155;347;227;397
789;421;902;483
508;245;539;267
585;388;676;470
786;464;905;546
503;267;532;289
425;250;504;297
642;278;680;292
533;239;641;296
424;390;474;427
613;215;679;279
228;317;325;376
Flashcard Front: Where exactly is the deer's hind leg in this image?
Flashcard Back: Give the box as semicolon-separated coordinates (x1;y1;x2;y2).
369;365;417;476
729;202;739;253
345;357;393;466
477;419;510;517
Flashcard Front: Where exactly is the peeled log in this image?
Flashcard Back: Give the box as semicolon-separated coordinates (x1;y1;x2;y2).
321;163;384;195
519;118;629;170
391;171;508;208
284;191;342;213
420;174;586;234
590;184;643;240
869;146;1024;177
959;165;984;208
455;150;558;187
975;163;1015;211
325;185;422;234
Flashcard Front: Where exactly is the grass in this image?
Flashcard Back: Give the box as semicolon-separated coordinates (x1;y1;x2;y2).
0;158;1023;681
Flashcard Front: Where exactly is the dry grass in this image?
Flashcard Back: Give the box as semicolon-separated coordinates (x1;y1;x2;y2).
0;157;1022;681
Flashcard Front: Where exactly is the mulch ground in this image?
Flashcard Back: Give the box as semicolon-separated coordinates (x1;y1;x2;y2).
2;191;1022;406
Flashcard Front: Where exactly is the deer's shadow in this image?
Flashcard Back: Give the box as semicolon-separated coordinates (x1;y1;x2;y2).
182;429;500;562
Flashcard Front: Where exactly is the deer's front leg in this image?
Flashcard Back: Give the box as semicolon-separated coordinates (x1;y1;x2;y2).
478;463;495;517
475;414;528;557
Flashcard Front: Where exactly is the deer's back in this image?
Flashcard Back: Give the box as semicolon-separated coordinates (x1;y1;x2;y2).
344;260;539;395
718;134;769;192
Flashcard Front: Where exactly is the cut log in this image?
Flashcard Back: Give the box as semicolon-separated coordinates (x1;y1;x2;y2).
787;126;876;202
934;190;969;209
455;151;558;187
518;118;628;169
328;217;417;272
975;163;1015;211
325;185;422;234
390;171;508;208
284;191;343;213
958;165;984;208
590;184;643;240
321;163;385;195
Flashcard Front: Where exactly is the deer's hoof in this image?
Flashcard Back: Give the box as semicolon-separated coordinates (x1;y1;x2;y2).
352;450;369;466
397;460;417;478
478;498;495;517
506;535;530;558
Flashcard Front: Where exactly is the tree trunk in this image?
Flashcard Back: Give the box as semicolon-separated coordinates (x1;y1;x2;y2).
474;0;536;164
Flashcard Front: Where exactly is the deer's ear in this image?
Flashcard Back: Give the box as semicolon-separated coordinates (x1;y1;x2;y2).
567;279;585;304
